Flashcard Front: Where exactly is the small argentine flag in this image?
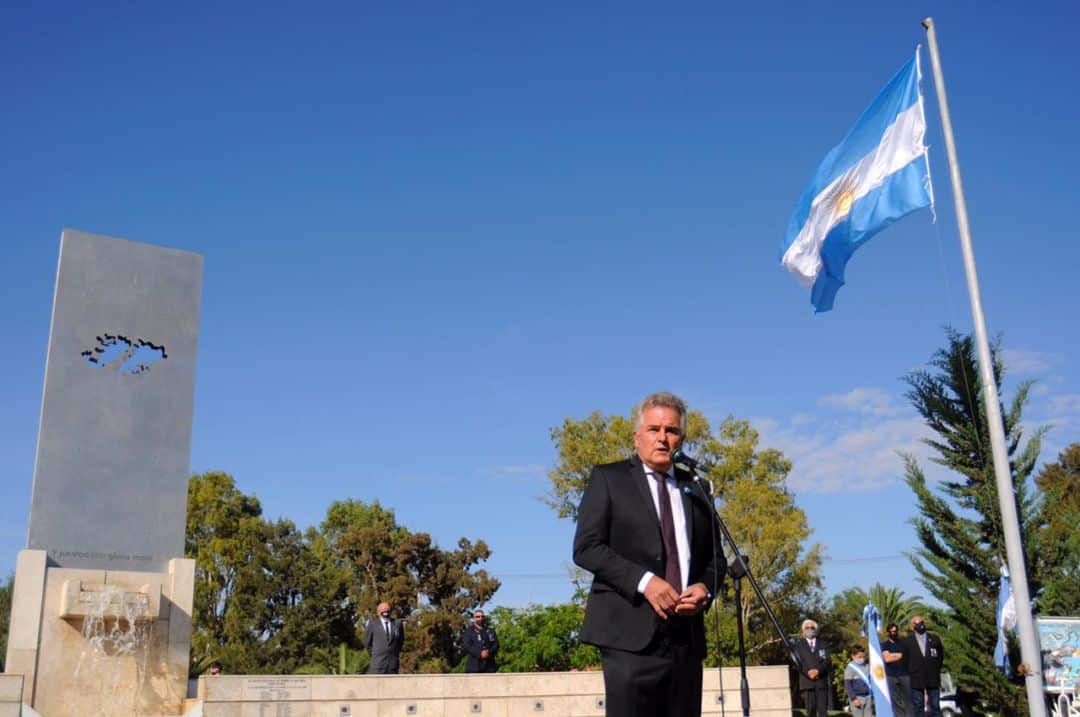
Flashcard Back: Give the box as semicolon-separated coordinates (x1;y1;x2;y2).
782;51;934;312
863;603;894;717
993;564;1017;673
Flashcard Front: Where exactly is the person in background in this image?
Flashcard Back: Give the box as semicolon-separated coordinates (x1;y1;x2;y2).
882;622;914;717
906;614;945;717
792;618;830;717
844;644;873;717
463;608;499;673
363;601;405;674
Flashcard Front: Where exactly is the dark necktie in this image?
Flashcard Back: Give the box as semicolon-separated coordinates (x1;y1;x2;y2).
384;621;391;641
652;473;682;590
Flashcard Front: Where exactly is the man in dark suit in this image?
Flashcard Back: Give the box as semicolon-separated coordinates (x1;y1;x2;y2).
792;618;830;717
573;392;725;717
462;608;500;673
905;615;945;717
363;601;405;674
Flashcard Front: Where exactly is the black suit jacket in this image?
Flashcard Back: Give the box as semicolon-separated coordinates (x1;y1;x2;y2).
792;637;830;690
462;625;500;673
573;457;725;657
363;617;405;674
905;633;944;689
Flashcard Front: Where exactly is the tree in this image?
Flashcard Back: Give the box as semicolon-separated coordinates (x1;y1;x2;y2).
547;409;823;666
186;471;279;674
824;583;926;665
827;583;926;646
185;474;501;675
902;329;1045;713
489;603;601;672
0;574;12;672
313;498;500;673
1034;444;1080;616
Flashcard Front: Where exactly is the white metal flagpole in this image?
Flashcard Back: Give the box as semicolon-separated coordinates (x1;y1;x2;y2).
921;16;1047;717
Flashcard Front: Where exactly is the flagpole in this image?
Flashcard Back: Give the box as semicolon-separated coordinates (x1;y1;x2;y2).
921;17;1047;717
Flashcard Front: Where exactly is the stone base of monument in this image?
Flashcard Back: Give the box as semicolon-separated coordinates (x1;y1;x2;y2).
3;549;195;717
196;665;791;716
0;674;24;717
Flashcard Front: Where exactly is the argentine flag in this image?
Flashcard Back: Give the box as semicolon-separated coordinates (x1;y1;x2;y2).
993;564;1017;673
782;51;934;312
862;603;894;717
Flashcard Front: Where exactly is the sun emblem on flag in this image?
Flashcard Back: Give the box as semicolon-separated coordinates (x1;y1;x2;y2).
834;189;855;218
873;665;885;679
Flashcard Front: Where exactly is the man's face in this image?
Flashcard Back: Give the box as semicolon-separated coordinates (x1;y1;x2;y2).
473;611;485;627
911;616;926;633
378;602;391;617
887;626;899;641
634;406;684;472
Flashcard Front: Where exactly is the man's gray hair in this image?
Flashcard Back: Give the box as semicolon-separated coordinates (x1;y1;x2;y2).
632;392;688;432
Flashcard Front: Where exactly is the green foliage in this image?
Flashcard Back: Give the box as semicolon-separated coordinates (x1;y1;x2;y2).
826;583;927;651
1034;444;1080;616
489;603;600;672
902;329;1044;713
0;574;11;672
295;642;370;675
185;471;499;676
547;409;823;667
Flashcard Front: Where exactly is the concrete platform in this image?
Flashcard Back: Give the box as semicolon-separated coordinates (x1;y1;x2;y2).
197;665;791;717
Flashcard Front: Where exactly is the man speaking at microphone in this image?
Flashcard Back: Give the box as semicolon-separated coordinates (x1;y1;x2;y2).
573;392;725;717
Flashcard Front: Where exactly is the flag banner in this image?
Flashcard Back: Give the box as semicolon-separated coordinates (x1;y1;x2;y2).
862;603;894;716
994;564;1017;673
782;50;933;312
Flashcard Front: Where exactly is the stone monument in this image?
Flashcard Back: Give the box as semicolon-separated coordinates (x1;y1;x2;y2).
3;229;204;717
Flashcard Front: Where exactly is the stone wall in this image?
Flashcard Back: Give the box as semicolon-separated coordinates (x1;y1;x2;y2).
0;675;23;717
198;665;791;717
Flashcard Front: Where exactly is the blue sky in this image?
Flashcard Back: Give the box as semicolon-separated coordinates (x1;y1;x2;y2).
3;1;1078;612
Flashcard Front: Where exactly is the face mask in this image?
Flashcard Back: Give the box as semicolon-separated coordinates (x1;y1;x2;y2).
913;623;926;634
381;611;390;618
855;657;866;665
887;631;898;640
803;628;817;638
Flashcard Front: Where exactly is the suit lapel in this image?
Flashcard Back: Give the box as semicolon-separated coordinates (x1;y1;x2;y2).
628;457;661;539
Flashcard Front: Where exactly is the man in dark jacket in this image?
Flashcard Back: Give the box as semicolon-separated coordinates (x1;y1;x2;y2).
905;615;945;717
572;392;725;717
882;622;914;717
462;609;499;673
792;618;830;717
362;601;405;674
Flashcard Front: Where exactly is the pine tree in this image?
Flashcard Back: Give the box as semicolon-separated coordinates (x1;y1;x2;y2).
902;329;1045;713
1033;444;1080;616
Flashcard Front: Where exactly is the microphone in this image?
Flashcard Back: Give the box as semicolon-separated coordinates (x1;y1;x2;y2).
673;450;705;475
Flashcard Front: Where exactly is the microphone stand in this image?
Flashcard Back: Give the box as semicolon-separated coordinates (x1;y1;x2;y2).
679;459;804;717
728;551;751;717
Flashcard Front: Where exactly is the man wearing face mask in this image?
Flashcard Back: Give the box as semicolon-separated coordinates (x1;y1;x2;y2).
363;601;405;674
792;618;830;717
905;615;944;717
463;609;500;673
882;622;914;717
